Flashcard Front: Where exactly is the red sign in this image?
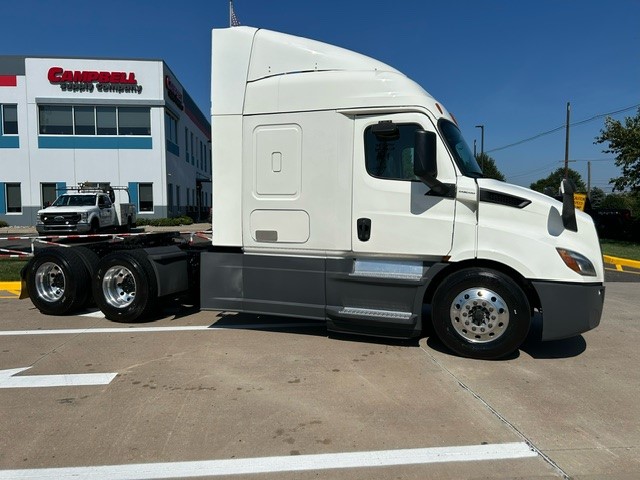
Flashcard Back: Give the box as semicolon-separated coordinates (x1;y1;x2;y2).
0;75;17;87
165;76;184;110
47;67;142;94
48;67;137;85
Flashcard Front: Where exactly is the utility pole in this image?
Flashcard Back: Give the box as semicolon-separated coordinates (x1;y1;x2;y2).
564;102;570;179
588;161;591;199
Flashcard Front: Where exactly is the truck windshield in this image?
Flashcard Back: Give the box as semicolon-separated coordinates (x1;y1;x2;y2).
52;195;97;207
439;120;483;178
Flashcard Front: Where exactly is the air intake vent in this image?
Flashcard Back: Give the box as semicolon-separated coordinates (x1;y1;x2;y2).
479;189;531;209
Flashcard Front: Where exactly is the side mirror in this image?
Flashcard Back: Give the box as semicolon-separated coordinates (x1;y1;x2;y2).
414;130;437;178
560;178;578;232
414;130;453;197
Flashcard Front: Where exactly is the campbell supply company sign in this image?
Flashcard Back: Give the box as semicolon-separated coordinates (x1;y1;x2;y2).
47;67;143;94
165;76;184;110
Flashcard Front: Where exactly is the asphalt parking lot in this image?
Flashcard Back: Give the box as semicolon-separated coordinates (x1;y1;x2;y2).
0;283;638;479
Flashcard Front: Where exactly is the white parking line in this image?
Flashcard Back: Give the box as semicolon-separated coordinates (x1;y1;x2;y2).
0;323;322;336
0;442;536;479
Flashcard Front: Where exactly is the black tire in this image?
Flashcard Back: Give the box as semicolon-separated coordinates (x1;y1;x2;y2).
93;249;158;323
431;268;531;360
74;247;100;307
25;248;91;315
89;219;100;234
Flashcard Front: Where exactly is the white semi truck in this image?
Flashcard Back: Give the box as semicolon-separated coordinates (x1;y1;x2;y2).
21;27;605;359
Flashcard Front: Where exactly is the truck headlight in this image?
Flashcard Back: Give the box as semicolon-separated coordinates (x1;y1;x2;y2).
36;214;43;224
80;213;88;223
556;248;597;277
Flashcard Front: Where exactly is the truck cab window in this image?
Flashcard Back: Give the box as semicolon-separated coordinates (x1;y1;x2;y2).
364;123;420;181
438;119;483;178
98;195;112;208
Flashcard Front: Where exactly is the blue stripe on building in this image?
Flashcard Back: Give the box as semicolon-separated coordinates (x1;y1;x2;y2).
166;140;180;156
38;137;153;149
0;136;19;148
0;182;5;214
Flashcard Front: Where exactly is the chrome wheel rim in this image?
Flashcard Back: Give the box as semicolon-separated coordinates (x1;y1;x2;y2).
450;288;509;343
102;265;136;308
35;262;65;302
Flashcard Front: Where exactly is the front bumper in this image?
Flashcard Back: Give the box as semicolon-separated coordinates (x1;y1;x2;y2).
36;223;91;235
532;281;605;341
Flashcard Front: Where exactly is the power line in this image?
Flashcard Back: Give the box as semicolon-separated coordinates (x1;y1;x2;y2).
507;161;559;180
505;157;615;181
486;103;640;154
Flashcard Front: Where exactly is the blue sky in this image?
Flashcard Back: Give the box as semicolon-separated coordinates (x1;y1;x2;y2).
5;1;639;191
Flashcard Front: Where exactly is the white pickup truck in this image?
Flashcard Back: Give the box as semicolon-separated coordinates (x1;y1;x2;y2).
36;186;136;235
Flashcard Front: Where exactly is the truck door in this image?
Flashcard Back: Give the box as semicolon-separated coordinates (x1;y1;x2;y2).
99;195;114;225
352;113;456;258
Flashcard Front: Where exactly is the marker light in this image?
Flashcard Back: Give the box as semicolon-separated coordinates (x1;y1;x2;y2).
556;248;597;276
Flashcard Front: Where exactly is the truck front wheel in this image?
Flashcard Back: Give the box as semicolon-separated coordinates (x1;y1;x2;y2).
431;268;531;360
93;250;158;322
26;248;92;315
89;218;100;234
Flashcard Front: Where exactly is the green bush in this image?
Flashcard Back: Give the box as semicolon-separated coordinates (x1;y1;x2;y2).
136;216;194;227
0;220;8;228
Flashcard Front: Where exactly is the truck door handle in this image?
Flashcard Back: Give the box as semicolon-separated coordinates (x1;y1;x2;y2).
357;218;371;242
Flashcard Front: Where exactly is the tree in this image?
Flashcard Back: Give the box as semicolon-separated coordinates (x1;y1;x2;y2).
589;187;606;208
530;167;587;195
600;193;633;210
594;107;640;192
475;153;506;181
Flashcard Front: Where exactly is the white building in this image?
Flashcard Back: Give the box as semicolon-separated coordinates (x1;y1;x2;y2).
0;56;211;226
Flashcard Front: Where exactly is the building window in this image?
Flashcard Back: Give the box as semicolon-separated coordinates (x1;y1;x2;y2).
118;107;151;136
5;183;21;213
138;183;153;212
167;183;173;215
176;185;181;211
41;183;58;207
190;132;194;165
1;104;18;135
185;128;189;162
38;105;150;136
39;106;73;135
97;107;117;135
165;111;178;144
74;106;96;135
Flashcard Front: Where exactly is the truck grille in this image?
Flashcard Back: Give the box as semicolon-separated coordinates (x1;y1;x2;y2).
41;213;81;225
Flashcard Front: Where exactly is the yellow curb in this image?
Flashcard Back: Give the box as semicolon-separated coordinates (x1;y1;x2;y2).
603;255;640;270
0;281;21;297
